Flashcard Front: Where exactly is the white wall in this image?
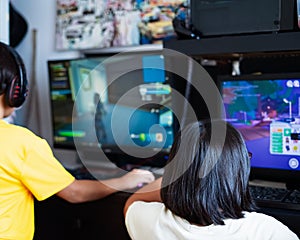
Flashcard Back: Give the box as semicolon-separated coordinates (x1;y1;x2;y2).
11;0;80;144
0;0;9;44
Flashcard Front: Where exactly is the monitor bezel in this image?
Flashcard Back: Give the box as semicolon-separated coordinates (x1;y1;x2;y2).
217;72;300;186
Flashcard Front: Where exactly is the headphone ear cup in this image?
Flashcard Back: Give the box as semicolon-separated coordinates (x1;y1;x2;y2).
5;76;27;107
0;42;28;107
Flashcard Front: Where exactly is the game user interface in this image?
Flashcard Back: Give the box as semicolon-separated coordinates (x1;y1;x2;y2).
48;53;174;165
220;75;300;172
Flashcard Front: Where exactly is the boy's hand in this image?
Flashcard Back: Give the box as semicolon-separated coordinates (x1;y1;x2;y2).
120;169;155;190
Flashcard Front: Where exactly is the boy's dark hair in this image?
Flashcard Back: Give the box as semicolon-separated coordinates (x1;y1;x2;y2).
161;120;256;226
0;43;18;94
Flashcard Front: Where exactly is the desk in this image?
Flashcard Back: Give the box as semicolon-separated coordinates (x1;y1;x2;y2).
35;151;300;239
34;192;300;239
33;192;131;240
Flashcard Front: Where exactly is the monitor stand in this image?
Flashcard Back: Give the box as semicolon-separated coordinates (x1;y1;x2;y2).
286;181;300;190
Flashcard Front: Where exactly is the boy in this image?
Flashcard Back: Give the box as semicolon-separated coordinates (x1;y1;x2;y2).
0;41;154;240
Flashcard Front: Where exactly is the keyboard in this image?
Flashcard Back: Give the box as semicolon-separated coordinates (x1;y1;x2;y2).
67;168;300;210
67;164;165;181
136;165;164;178
250;185;300;211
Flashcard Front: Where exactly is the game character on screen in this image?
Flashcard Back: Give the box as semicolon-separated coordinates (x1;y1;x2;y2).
94;92;107;143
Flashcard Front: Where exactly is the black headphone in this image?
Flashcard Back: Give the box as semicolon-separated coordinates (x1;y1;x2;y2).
0;42;28;107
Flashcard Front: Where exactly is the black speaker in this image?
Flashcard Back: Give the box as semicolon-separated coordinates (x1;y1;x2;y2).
0;42;28;107
190;0;295;37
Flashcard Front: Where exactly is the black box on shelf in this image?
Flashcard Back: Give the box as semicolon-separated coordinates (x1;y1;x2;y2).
189;0;295;37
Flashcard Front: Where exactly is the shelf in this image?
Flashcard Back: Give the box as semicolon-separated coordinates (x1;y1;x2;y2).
163;31;300;58
82;43;163;56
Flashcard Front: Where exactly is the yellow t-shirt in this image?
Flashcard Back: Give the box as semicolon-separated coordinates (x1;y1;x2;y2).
0;120;75;240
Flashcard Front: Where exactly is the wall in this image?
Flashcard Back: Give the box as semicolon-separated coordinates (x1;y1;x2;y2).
0;0;9;43
11;0;80;144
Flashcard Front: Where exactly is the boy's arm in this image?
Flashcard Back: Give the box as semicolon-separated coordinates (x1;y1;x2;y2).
123;177;162;217
57;169;155;203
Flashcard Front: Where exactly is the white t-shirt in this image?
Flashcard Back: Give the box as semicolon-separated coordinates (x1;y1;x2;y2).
125;201;299;240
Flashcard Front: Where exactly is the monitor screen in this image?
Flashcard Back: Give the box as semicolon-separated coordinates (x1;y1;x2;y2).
218;73;300;184
48;52;175;167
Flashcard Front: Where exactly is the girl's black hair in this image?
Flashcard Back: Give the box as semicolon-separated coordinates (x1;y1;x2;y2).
161;120;256;226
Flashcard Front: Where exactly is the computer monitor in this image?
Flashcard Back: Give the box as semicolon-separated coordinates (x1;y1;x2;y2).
218;73;300;186
48;51;176;168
